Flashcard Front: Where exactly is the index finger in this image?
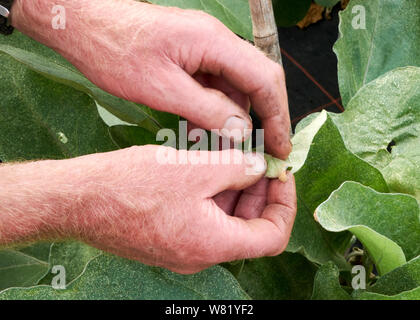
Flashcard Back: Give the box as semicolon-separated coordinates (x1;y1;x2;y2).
201;34;292;159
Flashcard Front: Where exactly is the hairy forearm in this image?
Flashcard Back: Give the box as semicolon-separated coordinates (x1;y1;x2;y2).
9;0;151;75
0;158;96;246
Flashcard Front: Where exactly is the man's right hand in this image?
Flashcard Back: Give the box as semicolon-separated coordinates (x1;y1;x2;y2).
11;0;292;159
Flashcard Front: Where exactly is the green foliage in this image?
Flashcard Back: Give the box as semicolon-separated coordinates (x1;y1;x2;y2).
0;243;51;291
0;33;166;133
332;67;420;201
316;182;420;275
38;242;101;285
224;252;318;300
109;125;161;148
149;0;253;40
272;0;311;27
334;0;420;106
353;287;420;300
288;116;388;268
310;262;351;300
0;47;117;161
0;254;249;300
0;0;419;300
264;111;329;178
314;0;340;8
365;256;420;296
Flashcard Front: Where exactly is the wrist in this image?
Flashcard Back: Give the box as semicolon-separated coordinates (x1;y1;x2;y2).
0;157;98;246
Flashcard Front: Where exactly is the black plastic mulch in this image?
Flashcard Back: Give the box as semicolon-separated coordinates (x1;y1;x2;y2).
252;6;344;131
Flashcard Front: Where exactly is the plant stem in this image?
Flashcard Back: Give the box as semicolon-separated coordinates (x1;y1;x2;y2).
249;0;293;139
248;0;282;65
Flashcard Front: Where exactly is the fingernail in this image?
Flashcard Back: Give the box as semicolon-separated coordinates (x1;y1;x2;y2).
244;152;266;175
222;116;251;142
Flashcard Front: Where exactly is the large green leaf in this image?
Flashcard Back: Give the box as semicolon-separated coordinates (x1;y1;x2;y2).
365;256;420;296
294;112;321;133
0;243;51;291
334;0;420;106
224;252;317;300
39;242;101;286
0;254;249;300
0;51;117;161
288;110;328;173
316;182;420;275
0;32;170;132
287;116;388;268
332;67;420;201
310;262;351;300
108;125;161;149
354;287;420;300
149;0;253;40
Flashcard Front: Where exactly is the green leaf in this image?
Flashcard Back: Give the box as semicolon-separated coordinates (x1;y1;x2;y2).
316;182;420;275
294;112;320;133
0;243;51;291
366;256;420;296
289;110;328;173
18;242;52;262
0;51;117;161
334;0;420;106
333;67;420;201
109;125;161;149
149;0;253;40
354;287;420;300
224;252;318;300
273;0;311;27
39;242;101;286
265;111;328;178
287;116;389;268
311;262;351;300
0;32;164;132
0;254;249;300
314;0;340;8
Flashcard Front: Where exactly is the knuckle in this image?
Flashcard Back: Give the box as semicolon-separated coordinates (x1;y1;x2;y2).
188;13;233;43
193;11;225;30
126;144;157;159
124;145;143;158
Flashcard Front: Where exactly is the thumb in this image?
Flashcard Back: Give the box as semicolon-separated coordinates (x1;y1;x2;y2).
149;68;252;142
191;149;267;196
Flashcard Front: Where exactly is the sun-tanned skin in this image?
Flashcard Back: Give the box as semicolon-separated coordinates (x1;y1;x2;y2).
0;0;296;274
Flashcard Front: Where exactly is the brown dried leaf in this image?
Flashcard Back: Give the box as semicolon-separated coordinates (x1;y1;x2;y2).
296;3;325;29
341;0;350;9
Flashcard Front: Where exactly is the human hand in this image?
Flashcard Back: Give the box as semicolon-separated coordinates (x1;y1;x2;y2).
11;0;292;159
66;146;297;274
7;0;298;274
